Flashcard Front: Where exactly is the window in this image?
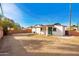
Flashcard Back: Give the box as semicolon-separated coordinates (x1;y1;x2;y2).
53;28;56;31
41;28;42;31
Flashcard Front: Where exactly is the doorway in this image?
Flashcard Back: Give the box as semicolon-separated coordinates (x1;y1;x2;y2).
48;27;52;35
65;30;69;36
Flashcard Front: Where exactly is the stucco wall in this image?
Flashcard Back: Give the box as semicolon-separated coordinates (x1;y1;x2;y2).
32;28;36;33
32;28;41;34
36;28;40;34
0;27;3;39
52;25;65;36
32;27;46;35
40;27;46;35
32;25;65;36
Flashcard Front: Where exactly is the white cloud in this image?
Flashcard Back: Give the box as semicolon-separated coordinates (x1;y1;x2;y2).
1;3;23;23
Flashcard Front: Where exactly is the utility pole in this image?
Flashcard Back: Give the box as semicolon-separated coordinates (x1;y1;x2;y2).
0;3;4;17
0;3;3;28
69;1;72;35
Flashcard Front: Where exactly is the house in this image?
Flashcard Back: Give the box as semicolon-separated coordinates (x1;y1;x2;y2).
31;24;65;36
65;26;78;31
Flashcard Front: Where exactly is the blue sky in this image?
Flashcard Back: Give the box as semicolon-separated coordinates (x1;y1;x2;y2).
1;3;79;27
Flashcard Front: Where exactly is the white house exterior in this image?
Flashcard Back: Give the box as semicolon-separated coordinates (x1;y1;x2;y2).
52;25;65;36
31;24;65;36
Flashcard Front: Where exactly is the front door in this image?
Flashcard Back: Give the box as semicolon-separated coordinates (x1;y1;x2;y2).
48;27;52;35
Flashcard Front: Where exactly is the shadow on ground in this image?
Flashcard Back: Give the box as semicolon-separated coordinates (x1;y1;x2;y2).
20;39;54;50
0;36;11;56
11;33;35;36
56;43;79;52
0;38;5;49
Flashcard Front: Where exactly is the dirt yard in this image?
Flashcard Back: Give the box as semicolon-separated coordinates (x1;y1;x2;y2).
0;33;79;56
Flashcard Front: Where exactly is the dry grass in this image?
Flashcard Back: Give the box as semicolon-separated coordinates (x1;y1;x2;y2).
13;33;79;44
27;34;79;45
28;34;58;41
22;34;79;55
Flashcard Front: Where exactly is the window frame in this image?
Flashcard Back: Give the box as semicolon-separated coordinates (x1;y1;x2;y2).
53;28;56;31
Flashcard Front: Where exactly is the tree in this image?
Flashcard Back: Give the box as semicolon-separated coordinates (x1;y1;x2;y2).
0;15;3;26
12;23;21;30
72;25;77;27
1;17;21;35
0;17;2;26
1;17;14;35
2;18;13;27
0;4;21;35
54;23;61;25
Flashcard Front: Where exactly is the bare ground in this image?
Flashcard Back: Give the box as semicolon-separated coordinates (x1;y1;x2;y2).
0;33;79;56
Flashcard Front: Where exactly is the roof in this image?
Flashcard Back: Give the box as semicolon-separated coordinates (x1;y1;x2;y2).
30;24;66;28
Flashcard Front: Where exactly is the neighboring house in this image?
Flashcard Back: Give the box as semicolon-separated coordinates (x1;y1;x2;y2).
66;26;78;31
77;25;79;31
31;24;65;36
77;24;79;31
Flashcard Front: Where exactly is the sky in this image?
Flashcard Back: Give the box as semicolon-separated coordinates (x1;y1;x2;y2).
0;3;79;27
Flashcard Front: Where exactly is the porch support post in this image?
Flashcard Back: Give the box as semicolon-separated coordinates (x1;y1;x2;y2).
46;26;48;36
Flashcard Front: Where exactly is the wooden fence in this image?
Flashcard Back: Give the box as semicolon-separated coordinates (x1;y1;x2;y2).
70;30;79;36
8;29;32;34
